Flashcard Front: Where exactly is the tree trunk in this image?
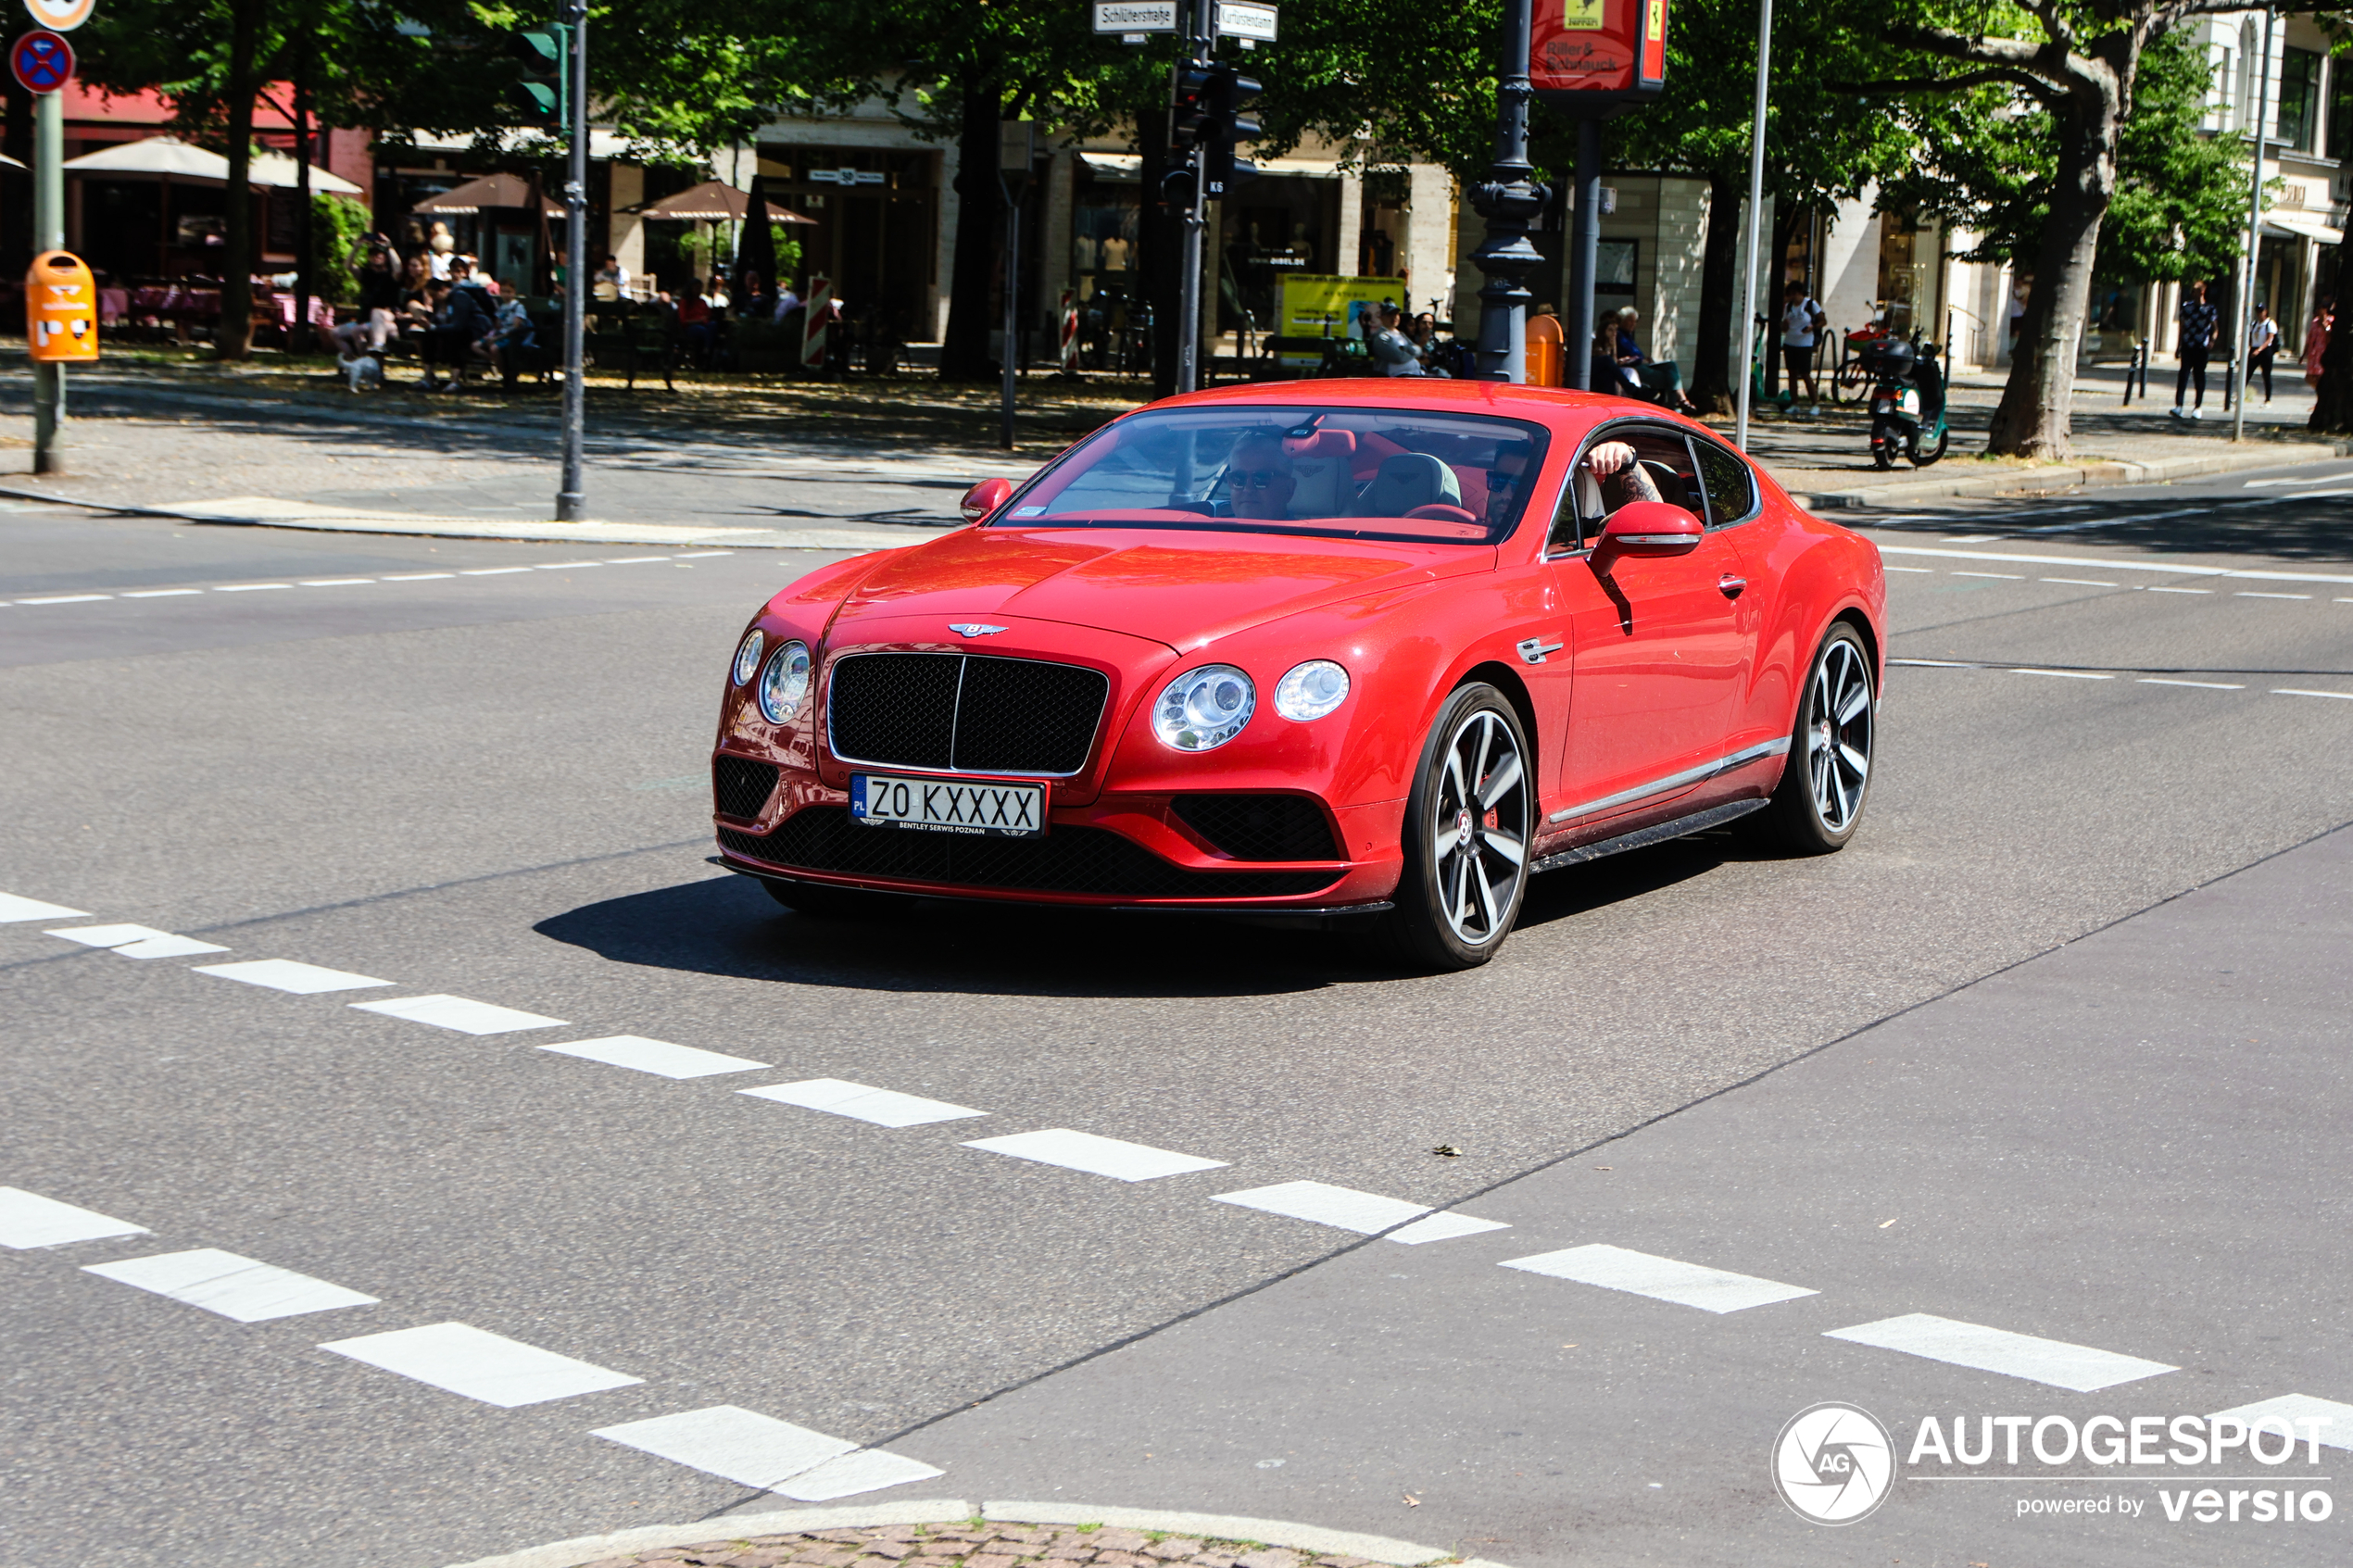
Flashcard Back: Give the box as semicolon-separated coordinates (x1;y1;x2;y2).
1763;200;1805;398
939;75;1001;382
294;31;313;356
2310;272;2351;433
1984;90;2120;458
216;0;264;361
1689;169;1743;414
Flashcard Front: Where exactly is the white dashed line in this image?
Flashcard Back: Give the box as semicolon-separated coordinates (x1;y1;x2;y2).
2272;688;2353;700
1213;1180;1510;1244
963;1127;1229;1182
458;567;532;576
319;1322;641;1407
2040;578;2117;586
2011;669;2112;679
0;1187;150;1248
18;594;110;604
2140;678;2245;690
603;556;672;565
1888;659;1977;667
675;550;734;558
1885;566;1934;573
534;560;605;571
1824;1312;2174;1392
298;578;377;587
2148;586;2213;594
1952;571;2023;580
121;588;203;597
741;1078;988;1127
2244;471;2353;487
0;890;88;921
382;572;456;581
83;1248;379;1322
348;995;568;1035
2207;1394;2353;1452
213;583;293;592
1501;1244;1818;1313
592;1405;853;1488
775;1448;948;1500
195;959;394;994
539;1035;770;1080
46;923;229;958
2239;592;2313;600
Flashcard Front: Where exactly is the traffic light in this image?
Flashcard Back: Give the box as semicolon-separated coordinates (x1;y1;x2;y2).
511;26;566;125
1202;67;1263;199
1170;62;1215;154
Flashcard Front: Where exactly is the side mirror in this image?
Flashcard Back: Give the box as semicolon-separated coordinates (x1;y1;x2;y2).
1593;501;1705;558
959;476;1015;523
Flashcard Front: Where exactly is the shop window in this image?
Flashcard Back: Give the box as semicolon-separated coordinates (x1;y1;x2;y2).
2276;46;2322;152
1596;239;1637;295
2334;61;2353;160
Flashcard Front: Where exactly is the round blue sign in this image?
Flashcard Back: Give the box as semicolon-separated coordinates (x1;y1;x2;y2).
11;28;72;94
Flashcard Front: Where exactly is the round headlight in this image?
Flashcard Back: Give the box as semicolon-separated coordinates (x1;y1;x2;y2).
732;629;764;687
1152;664;1255;751
758;640;812;723
1274;659;1351;721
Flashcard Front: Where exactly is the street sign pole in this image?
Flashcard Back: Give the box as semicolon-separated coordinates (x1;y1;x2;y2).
1733;0;1771;452
2232;3;2273;443
32;79;61;470
1468;0;1541;383
1175;0;1212;394
555;0;587;521
999;119;1034;450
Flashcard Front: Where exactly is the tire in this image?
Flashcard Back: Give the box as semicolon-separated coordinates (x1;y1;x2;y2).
1869;420;1896;469
1912;422;1950;467
1746;622;1876;854
761;877;901;922
1378;684;1534;971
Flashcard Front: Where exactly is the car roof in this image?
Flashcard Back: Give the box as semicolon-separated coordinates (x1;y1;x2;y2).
1136;378;1724;444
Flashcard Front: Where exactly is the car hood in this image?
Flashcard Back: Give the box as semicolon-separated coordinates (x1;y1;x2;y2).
833;525;1494;649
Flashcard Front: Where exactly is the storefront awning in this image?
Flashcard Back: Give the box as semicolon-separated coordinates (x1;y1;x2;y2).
635;180;814;223
61;135;361;193
2263;208;2344;246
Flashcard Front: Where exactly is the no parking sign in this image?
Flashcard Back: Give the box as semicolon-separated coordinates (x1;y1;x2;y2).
9;27;71;94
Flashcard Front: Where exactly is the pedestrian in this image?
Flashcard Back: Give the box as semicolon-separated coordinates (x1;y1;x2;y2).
2247;301;2279;403
1365;302;1428;377
594;253;630;302
676;278;715;364
2306;296;2333;390
1617;305;1697;413
2172;279;2220;420
1780;280;1826;415
354;236;401;352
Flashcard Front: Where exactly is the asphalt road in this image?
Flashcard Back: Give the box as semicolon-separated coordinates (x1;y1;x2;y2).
3;455;2349;1567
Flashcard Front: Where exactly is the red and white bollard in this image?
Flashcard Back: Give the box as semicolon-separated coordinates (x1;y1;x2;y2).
801;277;833;371
1059;289;1079;375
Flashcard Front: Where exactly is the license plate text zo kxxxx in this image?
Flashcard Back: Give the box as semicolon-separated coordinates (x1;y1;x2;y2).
850;772;1046;837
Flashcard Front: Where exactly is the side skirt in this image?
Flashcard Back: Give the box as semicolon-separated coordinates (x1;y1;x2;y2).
1528;798;1768;876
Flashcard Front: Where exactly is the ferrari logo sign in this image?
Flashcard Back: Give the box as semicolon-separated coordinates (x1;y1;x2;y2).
1562;0;1604;27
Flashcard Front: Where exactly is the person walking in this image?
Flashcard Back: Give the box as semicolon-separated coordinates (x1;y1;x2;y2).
2247;301;2279;403
2306;297;2333;390
2172;280;2220;420
1780;280;1825;415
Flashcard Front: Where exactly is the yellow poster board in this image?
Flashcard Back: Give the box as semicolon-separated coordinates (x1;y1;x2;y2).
1274;274;1407;367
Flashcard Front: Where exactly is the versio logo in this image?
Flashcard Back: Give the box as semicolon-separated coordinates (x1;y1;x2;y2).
1774;1402;1898;1524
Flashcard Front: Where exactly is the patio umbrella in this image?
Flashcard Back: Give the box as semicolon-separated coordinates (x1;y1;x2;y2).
61;135;361;193
637;179;812;223
409;172;562;217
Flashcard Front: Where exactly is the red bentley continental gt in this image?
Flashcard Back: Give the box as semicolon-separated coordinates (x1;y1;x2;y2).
711;381;1884;969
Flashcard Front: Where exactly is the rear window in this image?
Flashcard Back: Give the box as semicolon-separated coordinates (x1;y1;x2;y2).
995;406;1553;546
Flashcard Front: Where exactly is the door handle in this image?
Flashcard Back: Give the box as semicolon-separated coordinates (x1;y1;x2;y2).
1718;574;1747;599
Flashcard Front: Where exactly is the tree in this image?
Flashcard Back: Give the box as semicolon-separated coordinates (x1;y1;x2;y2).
1847;0;2334;459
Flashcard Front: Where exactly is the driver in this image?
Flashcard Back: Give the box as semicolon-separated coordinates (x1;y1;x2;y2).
1584;440;1662;513
1224;433;1298;521
1485;439;1534;529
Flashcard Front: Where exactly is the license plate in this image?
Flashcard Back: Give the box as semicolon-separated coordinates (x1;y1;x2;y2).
850;772;1046;837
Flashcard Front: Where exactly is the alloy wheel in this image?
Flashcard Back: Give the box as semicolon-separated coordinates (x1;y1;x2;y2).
1806;637;1873;833
1430;707;1529;947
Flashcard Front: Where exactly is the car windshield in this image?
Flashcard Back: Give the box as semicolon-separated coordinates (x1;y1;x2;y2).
994;407;1552;546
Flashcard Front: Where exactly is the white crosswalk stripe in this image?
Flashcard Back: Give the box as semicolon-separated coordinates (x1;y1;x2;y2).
540;1035;770;1079
348;995;568;1035
1501;1244;1817;1312
83;1248;378;1322
319;1322;641;1407
0;1187;150;1249
742;1078;987;1127
1213;1180;1508;1244
1823;1312;2176;1392
963;1128;1228;1182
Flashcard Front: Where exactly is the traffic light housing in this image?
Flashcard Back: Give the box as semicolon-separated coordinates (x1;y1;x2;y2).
1170;62;1215;153
511;26;565;125
1202;67;1262;199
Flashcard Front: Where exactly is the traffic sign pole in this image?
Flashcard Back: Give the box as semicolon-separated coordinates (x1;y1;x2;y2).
555;0;587;521
32;80;62;471
1174;0;1211;394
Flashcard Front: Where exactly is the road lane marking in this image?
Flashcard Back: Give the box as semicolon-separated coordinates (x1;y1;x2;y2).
534;560;605;571
2272;688;2353;700
603;556;672;564
46;922;229;959
675;550;735;558
383;572;455;580
121;588;202;597
0;890;88;921
319;1322;641;1407
195;959;393;994
83;1248;378;1322
741;1077;987;1127
1501;1243;1818;1313
2244;471;2353;486
2208;1394;2353;1451
213;583;293;592
458;567;532;576
1888;659;1976;667
2011;669;2112;679
2148;586;2212;594
1879;545;2353;585
1213;1180;1509;1244
774;1448;949;1501
2239;592;2313;600
1885;566;1933;572
1952;571;2023;579
348;994;568;1035
298;578;377;587
963;1128;1229;1182
47;922;176;947
2040;578;2117;586
17;594;110;603
540;1035;770;1080
2140;678;2245;689
1824;1312;2175;1392
0;1187;150;1248
592;1404;854;1487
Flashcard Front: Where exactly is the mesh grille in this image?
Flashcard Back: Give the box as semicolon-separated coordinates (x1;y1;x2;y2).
1172;794;1341;860
827;653;1109;775
718;809;1340;901
711;755;780;820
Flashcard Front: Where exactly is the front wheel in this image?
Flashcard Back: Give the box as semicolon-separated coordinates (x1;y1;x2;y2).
1911;421;1950;467
1379;684;1533;971
1745;623;1876;853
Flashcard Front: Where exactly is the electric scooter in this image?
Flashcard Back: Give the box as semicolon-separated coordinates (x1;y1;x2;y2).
1862;332;1949;469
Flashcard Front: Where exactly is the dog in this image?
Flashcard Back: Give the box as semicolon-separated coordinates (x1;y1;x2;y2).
338;351;384;392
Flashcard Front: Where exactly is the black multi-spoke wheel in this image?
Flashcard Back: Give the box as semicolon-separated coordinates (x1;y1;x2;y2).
1383;684;1532;970
1748;623;1876;853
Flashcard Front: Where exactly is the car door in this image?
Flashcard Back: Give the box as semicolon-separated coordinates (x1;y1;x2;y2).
1547;422;1752;825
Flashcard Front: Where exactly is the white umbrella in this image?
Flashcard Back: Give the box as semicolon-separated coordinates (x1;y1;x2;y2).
62;135;361;194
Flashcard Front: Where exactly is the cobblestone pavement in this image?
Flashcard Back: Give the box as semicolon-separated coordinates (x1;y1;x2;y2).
572;1524;1400;1568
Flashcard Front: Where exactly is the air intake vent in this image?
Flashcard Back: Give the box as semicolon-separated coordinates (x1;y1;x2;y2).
711;755;779;820
1172;794;1341;860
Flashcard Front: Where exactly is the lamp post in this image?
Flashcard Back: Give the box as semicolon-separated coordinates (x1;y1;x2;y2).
2232;3;2273;442
1732;0;1771;451
555;0;588;521
1468;0;1544;383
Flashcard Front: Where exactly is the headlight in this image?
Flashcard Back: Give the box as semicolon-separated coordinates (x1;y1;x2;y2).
1274;659;1350;721
732;629;764;686
758;640;812;723
1152;664;1255;751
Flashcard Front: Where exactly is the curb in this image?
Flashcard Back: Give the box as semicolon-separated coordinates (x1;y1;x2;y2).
436;1499;1503;1568
1785;437;2350;510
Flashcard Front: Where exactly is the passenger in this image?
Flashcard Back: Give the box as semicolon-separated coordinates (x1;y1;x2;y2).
1224;433;1297;521
1585;440;1661;512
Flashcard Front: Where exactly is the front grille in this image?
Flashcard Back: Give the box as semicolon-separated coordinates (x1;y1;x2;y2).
828;653;1109;776
712;755;779;820
719;809;1340;901
1173;794;1341;860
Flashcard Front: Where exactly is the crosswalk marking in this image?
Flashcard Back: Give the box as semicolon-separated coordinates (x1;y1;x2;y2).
1501;1244;1818;1313
540;1035;770;1079
2208;1394;2353;1452
0;1187;150;1249
320;1322;641;1407
1823;1312;2175;1392
348;995;567;1035
742;1077;987;1127
83;1248;378;1322
0;891;89;921
195;959;393;994
46;923;227;959
963;1128;1228;1182
1213;1180;1509;1244
592;1404;856;1488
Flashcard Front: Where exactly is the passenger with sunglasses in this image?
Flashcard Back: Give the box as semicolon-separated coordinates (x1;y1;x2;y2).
1223;433;1298;521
